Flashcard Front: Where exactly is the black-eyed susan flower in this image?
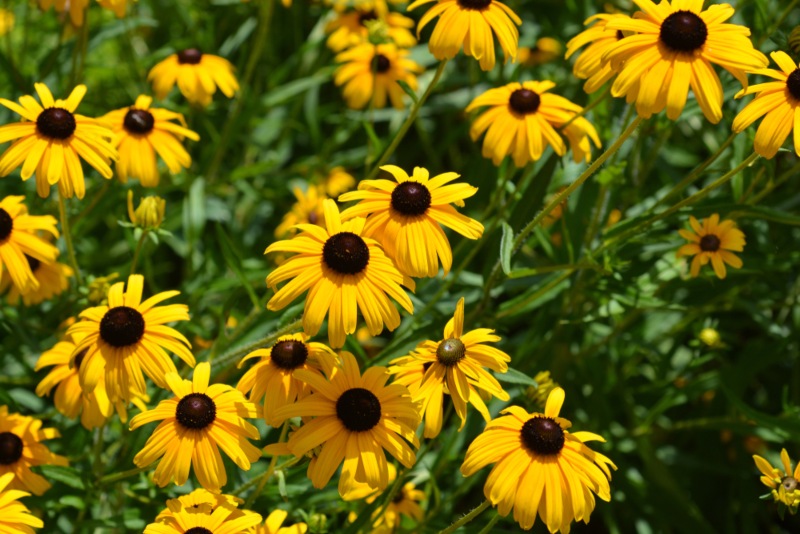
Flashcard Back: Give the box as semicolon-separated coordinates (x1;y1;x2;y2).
326;7;416;52
273;352;421;496
461;388;616;532
518;38;562;67
334;43;423;110
0;83;117;199
237;333;338;427
127;191;166;230
676;214;745;279
409;0;521;71
342;463;424;530
0;405;68;495
144;491;262;534
155;488;249;522
565;14;630;95
0;9;14;35
466;81;601;167
603;0;767;123
148;49;239;106
733;51;800;158
0;472;42;533
754;449;800;513
0;195;59;294
0;244;72;306
390;297;509;438
339;165;483;278
130;362;261;491
255;510;309;534
275;186;328;239
323;167;356;198
38;0;88;26
265;199;415;349
103;95;199;186
67;274;194;404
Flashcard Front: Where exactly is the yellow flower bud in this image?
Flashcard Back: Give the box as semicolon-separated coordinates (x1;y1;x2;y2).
127;190;165;230
699;327;721;348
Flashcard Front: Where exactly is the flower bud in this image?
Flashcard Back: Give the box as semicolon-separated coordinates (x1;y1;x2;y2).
128;190;165;230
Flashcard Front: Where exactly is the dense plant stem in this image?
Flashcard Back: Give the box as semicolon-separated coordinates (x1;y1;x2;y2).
438;499;492;534
58;191;83;286
129;230;149;275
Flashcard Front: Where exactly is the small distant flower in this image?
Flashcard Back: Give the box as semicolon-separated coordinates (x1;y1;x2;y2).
603;0;767;123
237;333;338;427
334;43;423;110
273;352;421;496
323;167;356;197
326;7;416;52
130;362;262;491
255;510;309;534
733;51;800;159
0;196;59;294
148;48;239;106
565;14;629;95
38;0;89;26
98;0;136;17
676;214;745;279
155;488;249;522
127;190;166;230
339;165;483;278
753;449;800;514
265;199;415;348
144;488;262;533
518;37;562;66
0;405;68;495
698;327;722;349
467;81;601;167
67;274;194;403
0;472;43;532
0;83;117;198
104;95;199;186
0;9;14;35
409;0;521;71
274;186;327;239
461;388;617;532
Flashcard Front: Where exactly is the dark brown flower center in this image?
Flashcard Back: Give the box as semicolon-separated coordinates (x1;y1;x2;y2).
391;181;432;216
336;387;381;432
521;416;565;455
456;0;492;10
184;529;212;534
307;211;319;225
271;340;309;370
783;476;798;492
74;348;88;370
177;48;203;64
176;393;216;430
699;234;721;252
509;89;541;115
616;30;624;41
123;109;155;134
99;306;146;347
436;338;466;366
0;432;23;465
659;11;708;52
0;208;13;243
323;232;370;275
787;69;800;101
25;255;41;273
393;489;406;503
36;107;76;140
373;54;391;73
359;10;378;24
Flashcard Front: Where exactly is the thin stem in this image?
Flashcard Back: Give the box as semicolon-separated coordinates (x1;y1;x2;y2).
438;499;492;534
99;463;154;486
129;230;149;275
245;421;289;508
364;60;448;181
58;190;83;286
69;13;90;87
558;85;611;131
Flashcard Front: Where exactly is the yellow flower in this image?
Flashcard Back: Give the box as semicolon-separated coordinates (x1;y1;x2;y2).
98;0;136;17
130;362;261;491
255;510;309;534
603;0;768;123
334;43;423;110
339;165;483;278
148;49;239;106
518;37;562;66
265;199;415;349
754;449;800;513
144;489;262;533
0;405;68;495
461;388;616;532
0;9;14;36
103;95;199;186
342;463;425;530
127;190;166;230
676;214;745;279
467;81;601;167
86;272;119;305
0;83;117;198
565;14;629;95
733;51;800;159
0;195;59;294
0;241;72;305
698;327;721;348
38;0;89;26
323;167;356;197
0;472;43;533
409;0;521;71
526;370;559;409
326;7;416;52
273;352;421;496
154;488;249;523
274;186;327;239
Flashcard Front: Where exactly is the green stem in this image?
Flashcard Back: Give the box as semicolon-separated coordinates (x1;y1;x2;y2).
438;499;492;534
129;230;149;275
558;84;610;131
244;421;289;508
58;190;83;287
364;60;448;181
99;463;154;486
69;12;90;86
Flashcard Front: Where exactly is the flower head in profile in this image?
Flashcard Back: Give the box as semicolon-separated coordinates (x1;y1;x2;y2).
255;510;309;534
461;388;617;532
0;196;60;295
518;37;563;67
676;214;745;279
130;362;262;491
733;51;800;159
390;297;510;438
603;0;768;123
237;333;338;427
128;191;166;230
0;246;72;306
334;43;423;110
753;449;800;514
326;7;416;52
38;0;88;26
0;472;43;533
275;186;328;239
409;0;521;71
467;81;601;167
103;95;199;186
0;83;116;198
265;199;415;348
67;274;195;403
0;405;68;495
565;14;630;95
339;165;483;278
144;487;262;534
273;352;421;496
148;48;239;106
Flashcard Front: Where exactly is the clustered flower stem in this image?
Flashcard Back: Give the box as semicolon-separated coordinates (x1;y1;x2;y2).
58;190;83;287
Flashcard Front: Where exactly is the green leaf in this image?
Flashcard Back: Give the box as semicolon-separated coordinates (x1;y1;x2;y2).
495;367;538;387
396;80;419;104
40;465;86;490
500;222;514;275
